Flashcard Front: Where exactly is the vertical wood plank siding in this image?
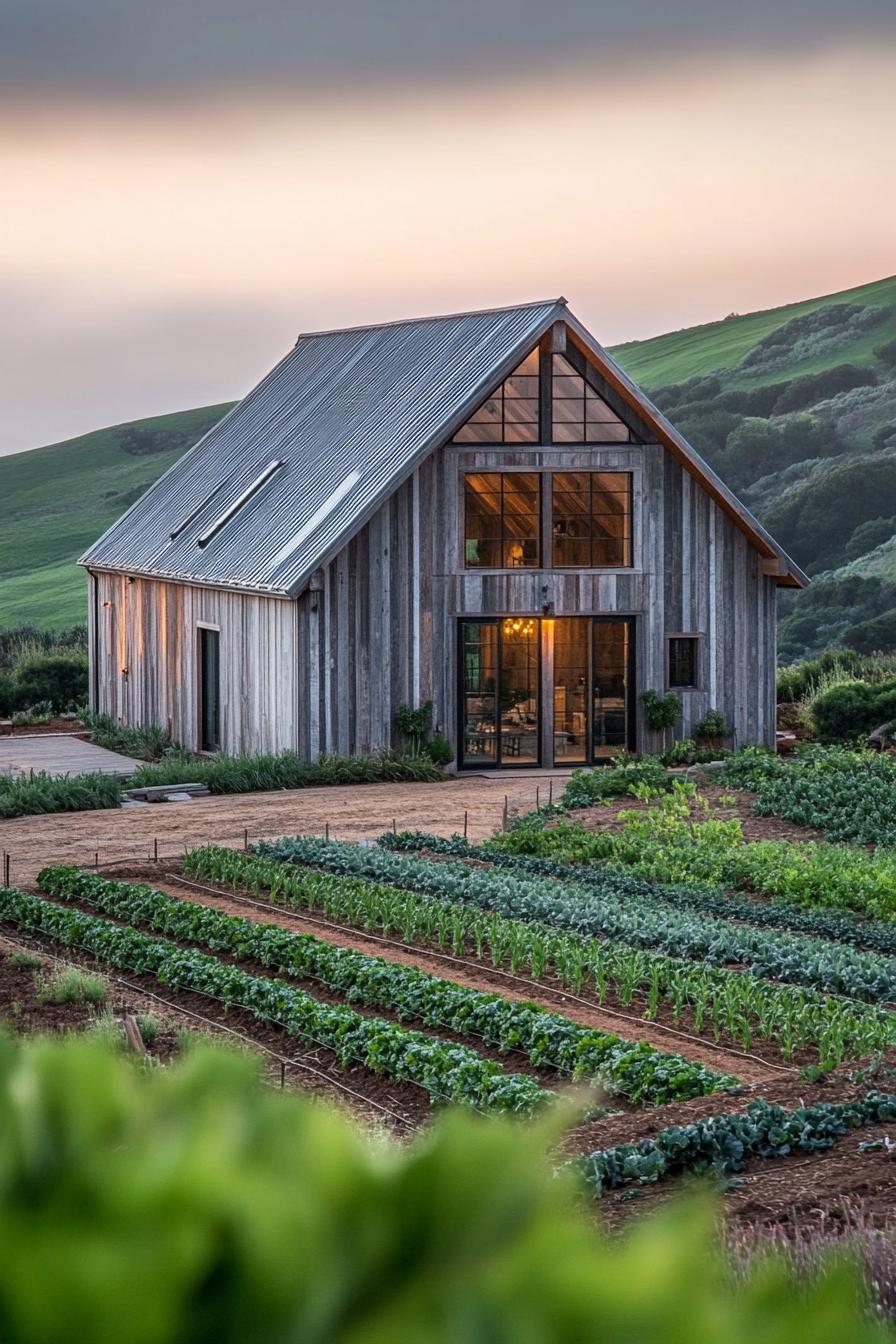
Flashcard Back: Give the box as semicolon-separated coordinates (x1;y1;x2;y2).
91;573;298;755
287;443;778;758
91;439;779;760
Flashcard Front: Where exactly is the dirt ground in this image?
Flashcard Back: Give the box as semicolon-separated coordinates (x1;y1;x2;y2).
0;775;548;886
565;1052;896;1234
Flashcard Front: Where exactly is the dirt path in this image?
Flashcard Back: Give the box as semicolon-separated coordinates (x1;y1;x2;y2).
0;777;546;886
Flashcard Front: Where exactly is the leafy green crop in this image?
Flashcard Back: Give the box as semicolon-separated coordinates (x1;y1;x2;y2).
257;836;896;1003
184;846;896;1066
722;745;896;846
384;830;896;956
0;886;547;1114
577;1091;896;1196
37;866;732;1105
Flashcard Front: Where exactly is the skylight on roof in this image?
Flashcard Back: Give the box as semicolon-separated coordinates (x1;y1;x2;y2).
267;469;362;572
196;460;284;549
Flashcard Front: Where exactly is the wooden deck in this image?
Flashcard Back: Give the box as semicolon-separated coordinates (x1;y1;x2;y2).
0;734;140;780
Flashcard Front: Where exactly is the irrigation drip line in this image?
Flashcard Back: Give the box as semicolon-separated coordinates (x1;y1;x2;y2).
48;886;568;1086
166;872;793;1077
1;908;508;1121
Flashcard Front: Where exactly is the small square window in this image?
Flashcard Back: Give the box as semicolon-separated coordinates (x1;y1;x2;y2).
668;636;700;689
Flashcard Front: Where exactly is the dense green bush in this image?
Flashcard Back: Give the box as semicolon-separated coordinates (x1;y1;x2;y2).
764;456;896;570
81;710;178;762
0;770;121;818
0;625;87;669
844;516;896;561
842;610;896;656
811;679;896;741
0;1034;887;1344
131;748;444;792
772;363;874;413
12;653;87;712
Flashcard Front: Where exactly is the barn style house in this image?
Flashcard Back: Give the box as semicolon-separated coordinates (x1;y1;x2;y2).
81;299;806;768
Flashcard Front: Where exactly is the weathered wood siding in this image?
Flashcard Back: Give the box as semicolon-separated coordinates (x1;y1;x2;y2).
90;434;778;760
90;571;299;754
294;440;778;757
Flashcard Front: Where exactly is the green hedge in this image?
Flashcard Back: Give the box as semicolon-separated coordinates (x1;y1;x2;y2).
0;771;121;818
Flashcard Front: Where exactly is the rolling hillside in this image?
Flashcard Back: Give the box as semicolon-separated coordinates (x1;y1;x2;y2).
0;404;233;627
2;274;895;659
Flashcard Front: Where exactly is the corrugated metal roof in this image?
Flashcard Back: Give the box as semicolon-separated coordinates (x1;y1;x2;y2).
80;298;566;595
80;296;806;591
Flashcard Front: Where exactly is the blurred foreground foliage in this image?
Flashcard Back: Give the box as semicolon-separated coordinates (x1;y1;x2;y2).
0;1033;889;1344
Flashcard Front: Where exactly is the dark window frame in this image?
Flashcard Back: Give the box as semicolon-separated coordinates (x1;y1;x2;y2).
551;471;633;569
452;341;638;447
666;633;702;690
463;471;541;569
197;624;221;752
457;617;542;770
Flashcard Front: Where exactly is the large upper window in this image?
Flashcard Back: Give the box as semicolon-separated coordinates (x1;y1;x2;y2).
552;472;632;568
464;472;540;568
552;354;630;443
453;350;539;444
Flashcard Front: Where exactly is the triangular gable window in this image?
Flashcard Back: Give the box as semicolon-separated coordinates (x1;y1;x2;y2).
452;342;634;445
552;354;631;444
452;349;539;444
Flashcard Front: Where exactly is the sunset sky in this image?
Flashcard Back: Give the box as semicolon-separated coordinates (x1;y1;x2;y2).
2;0;894;455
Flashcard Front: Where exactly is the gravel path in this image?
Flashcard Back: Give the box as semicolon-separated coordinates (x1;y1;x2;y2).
0;776;548;885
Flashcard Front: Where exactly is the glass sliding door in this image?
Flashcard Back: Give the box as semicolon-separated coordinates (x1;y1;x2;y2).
459;619;540;768
592;619;632;760
461;622;498;766
553;618;589;764
499;618;539;764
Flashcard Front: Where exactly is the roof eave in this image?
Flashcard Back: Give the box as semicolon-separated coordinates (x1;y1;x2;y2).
561;311;809;590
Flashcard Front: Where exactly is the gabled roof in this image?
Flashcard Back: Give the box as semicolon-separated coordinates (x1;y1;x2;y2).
80;299;807;592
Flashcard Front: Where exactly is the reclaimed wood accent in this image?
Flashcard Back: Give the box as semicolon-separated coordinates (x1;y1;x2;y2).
90;572;299;754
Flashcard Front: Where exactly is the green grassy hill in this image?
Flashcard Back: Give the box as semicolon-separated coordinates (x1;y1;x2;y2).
3;273;895;658
0;404;233;627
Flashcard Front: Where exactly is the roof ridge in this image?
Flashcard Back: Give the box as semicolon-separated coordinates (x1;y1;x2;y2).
295;296;566;343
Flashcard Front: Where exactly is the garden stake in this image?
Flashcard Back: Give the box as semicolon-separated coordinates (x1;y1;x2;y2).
153;838;159;864
536;786;540;810
244;828;249;851
503;796;508;832
3;852;9;887
549;779;554;806
463;811;468;839
325;823;330;841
